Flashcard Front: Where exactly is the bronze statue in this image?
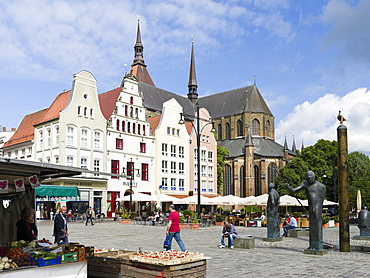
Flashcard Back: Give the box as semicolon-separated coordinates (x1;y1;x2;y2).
285;171;326;251
358;206;370;237
267;183;280;239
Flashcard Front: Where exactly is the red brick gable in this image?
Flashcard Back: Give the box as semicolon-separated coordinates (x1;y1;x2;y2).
98;87;121;121
147;115;161;134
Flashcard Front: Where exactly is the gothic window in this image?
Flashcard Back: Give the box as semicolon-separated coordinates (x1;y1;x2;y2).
237;120;243;137
254;165;260;196
223;164;232;196
266;120;270;137
252;119;260;136
225;122;230;140
268;162;277;185
240;166;245;198
218;124;222;140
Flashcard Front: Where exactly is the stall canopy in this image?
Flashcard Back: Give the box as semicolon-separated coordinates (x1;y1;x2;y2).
35;185;80;198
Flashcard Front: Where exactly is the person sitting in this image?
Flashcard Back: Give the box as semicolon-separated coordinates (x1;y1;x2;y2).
283;214;297;237
16;207;38;241
260;213;266;222
219;221;237;249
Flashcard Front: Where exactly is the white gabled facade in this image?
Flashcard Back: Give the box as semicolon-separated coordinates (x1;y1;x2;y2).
153;99;189;199
106;73;155;217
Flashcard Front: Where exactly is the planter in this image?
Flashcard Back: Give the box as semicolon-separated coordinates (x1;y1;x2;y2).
215;222;224;226
322;223;329;228
189;223;200;229
121;219;131;224
179;223;187;229
335;223;339;227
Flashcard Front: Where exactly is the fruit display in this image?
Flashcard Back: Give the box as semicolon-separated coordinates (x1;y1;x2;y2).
38;238;52;245
129;250;204;265
7;247;25;260
30;251;58;261
0;247;7;257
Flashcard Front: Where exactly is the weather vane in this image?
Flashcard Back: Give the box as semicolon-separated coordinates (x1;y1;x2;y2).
337;110;346;124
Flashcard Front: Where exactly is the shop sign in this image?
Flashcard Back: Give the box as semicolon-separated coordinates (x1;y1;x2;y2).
15;178;25;192
28;175;40;189
0;180;8;194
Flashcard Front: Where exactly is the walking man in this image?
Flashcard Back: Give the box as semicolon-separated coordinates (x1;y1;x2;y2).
219;222;237;249
86;206;95;226
166;205;186;251
53;206;69;244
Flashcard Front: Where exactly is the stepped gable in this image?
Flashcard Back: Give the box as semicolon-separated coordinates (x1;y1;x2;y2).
3;109;47;148
98;87;122;121
198;85;272;118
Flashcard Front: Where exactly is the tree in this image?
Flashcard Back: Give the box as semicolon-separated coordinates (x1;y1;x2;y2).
217;142;229;195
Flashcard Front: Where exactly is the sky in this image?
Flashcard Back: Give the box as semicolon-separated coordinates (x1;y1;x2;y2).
1;0;370;154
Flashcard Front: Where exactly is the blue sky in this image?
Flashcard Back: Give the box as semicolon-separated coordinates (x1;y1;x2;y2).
1;0;370;153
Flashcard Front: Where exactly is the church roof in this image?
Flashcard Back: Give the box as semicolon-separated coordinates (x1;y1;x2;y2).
147;115;161;134
139;82;195;116
219;137;295;158
198;85;272;118
132;65;155;86
98;87;122;120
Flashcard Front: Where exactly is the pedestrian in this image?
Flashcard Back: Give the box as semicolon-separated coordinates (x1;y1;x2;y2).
283;214;297;237
165;204;186;251
219;221;237;249
86;206;95;226
53;206;69;244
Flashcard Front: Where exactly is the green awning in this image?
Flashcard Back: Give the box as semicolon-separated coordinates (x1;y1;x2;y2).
35;185;80;198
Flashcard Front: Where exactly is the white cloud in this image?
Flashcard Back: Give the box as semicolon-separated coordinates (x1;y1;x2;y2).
276;88;370;153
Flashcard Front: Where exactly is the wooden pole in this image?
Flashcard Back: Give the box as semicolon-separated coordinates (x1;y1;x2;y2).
337;124;350;252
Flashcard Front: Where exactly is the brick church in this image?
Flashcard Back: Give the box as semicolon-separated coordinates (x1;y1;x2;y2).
128;20;297;197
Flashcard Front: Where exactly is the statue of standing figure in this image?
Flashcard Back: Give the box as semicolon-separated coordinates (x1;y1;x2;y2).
285;171;326;251
267;183;280;239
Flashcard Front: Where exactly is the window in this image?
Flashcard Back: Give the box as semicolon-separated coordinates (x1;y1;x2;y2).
67;156;74;167
266;120;270;137
111;160;119;179
77;106;81;116
177;129;180;136
143;125;146;136
55;156;59;164
162;143;168;156
21;149;25;157
140;142;146;153
47;129;51;148
223;164;232;196
130;96;133;104
202;135;205;142
194;180;198;192
90;108;94;118
179;179;185;191
206;136;209;143
81;158;87;176
225;122;230;139
194;148;198;159
202;180;207;192
81;129;88;148
122;121;125;132
162;178;168;190
46;157;50;163
138;124;141;135
141;164;148;181
179;146;184;158
94;131;101;149
237;120;243;137
28;147;32;156
116;138;123;150
116;120;120;131
55;126;59;146
171;145;176;157
39;130;43;149
179;162;184;174
268;163;277;185
133;123;136;134
252;119;260;136
171;162;176;174
135;108;138;118
113;106;118;114
14;150;18;158
67;126;74;146
171;178;176;191
201;150;206;161
125;105;128;116
84;107;88;117
130;107;133;117
162;161;168;173
202;165;206;176
127;162;134;180
128;122;131;133
208;181;214;192
167;127;171;135
208;151;213;162
194;164;198;176
208;166;213;177
172;128;175;136
94;159;100;177
218;123;222;140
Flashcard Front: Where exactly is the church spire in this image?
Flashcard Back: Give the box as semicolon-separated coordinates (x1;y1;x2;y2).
187;39;198;103
292;136;296;153
301;138;305;152
284;135;288;150
132;18;146;67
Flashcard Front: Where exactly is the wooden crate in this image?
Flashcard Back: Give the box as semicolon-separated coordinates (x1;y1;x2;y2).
87;250;207;278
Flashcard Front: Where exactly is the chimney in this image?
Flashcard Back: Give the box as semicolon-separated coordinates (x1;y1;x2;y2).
11;128;16;131
2;127;5;132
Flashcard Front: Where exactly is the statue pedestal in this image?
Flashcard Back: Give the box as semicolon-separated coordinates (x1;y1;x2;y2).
263;237;283;242
304;249;328;256
353;236;370;241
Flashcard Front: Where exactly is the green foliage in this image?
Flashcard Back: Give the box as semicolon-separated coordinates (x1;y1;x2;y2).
119;207;131;219
322;215;330;224
182;210;192;216
190;211;199;223
216;215;226;222
333;215;339;223
243;206;261;214
224;209;231;215
216;207;223;214
179;215;185;224
292;212;303;218
217;141;230;195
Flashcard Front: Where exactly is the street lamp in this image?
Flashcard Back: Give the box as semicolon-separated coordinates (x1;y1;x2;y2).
179;103;215;216
122;158;140;217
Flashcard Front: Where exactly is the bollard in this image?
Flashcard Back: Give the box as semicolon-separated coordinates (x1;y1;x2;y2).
337;124;350;252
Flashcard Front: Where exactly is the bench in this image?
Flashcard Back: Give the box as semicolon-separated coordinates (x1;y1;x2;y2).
234;235;255;249
287;228;309;237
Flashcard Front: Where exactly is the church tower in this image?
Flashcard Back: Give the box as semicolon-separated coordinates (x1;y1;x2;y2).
187;41;198;103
